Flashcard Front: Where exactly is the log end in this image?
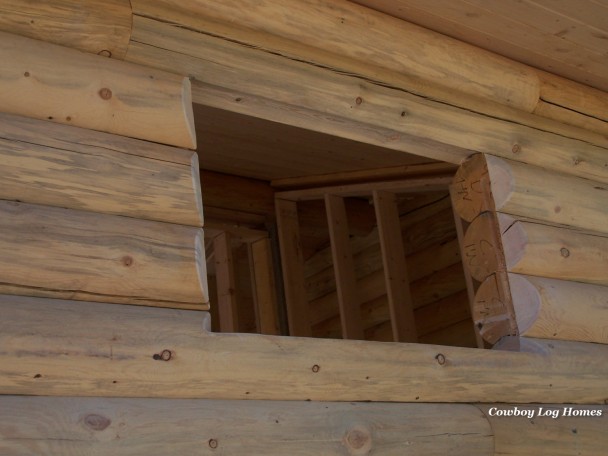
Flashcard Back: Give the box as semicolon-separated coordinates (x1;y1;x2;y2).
509;273;541;336
462;212;502;282
450;154;491;222
195;229;210;309
181;77;197;150
190;151;205;226
473;273;517;345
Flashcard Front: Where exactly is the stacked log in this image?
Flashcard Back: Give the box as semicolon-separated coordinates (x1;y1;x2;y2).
451;153;608;345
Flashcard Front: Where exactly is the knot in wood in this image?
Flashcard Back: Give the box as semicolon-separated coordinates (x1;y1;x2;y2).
560;248;570;258
511;144;521;154
344;426;372;455
84;414;111;431
312;364;320;373
435;353;446;365
98;87;113;100
97;49;112;58
355;96;363;105
153;349;172;361
121;255;133;267
208;438;218;449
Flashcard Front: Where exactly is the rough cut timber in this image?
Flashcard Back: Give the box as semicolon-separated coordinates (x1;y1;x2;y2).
0;397;494;455
0;0;132;59
2;295;607;403
499;215;608;286
0;112;203;227
0;31;196;149
451;154;608;231
0;201;208;309
489;274;608;345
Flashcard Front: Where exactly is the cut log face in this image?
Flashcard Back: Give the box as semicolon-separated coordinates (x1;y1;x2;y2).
473;272;517;344
462;212;504;282
0;201;208;309
0;31;196;149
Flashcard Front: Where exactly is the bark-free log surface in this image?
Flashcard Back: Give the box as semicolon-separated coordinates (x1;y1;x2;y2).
0;32;195;149
462;211;505;282
473;272;517;345
0;0;132;59
128;17;608;184
452;154;608;232
2;295;606;403
500;216;608;286
0;201;208;309
509;274;608;344
0;397;493;455
0;112;203;226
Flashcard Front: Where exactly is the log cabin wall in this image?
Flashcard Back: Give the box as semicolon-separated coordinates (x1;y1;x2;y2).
1;0;607;453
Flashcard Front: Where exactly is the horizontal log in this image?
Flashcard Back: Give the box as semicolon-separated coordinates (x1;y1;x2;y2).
452;154;608;232
132;0;540;111
0;31;195;149
2;295;607;403
0;112;203;226
509;274;608;344
0;0;132;59
0;397;494;455
0;201;208;309
500;216;608;286
476;404;608;456
127;17;608;184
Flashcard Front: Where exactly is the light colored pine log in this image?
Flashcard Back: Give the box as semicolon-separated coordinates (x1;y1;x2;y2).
499;216;608;286
131;0;540;111
373;191;417;342
462;212;505;282
324;194;364;340
250;238;280;335
452;154;608;233
127;18;608;184
271;162;457;189
508;274;608;344
275;198;311;337
534;100;608;137
0;31;196;149
0;396;494;456
0;0;132;59
476;403;608;456
213;232;239;332
473;272;518;345
0;201;208;309
3;295;606;403
0;112;203;227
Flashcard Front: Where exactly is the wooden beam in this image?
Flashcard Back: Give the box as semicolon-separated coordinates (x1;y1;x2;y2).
373;191;417;342
0;397;494;455
0;31;196;149
500;216;608;286
0;112;203;227
0;201;208;309
126;16;608;184
2;295;607;403
324;194;364;340
271;162;457;189
131;0;540;112
452;154;608;233
274;198;311;336
0;0;132;59
250;237;280;335
484;274;608;345
213;232;239;332
276;176;452;201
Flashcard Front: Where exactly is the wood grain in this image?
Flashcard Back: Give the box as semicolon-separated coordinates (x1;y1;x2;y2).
0;201;208;309
0;31;195;149
1;295;607;403
0;396;493;455
0;0;132;59
0;112;203;226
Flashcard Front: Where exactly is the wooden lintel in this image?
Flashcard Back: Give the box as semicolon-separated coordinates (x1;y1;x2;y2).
373;190;417;342
324;194;364;340
1;295;607;403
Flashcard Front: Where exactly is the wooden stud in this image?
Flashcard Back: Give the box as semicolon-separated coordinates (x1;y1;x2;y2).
373;191;417;342
275;198;311;337
250;237;280;335
213;232;239;332
324;194;364;340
